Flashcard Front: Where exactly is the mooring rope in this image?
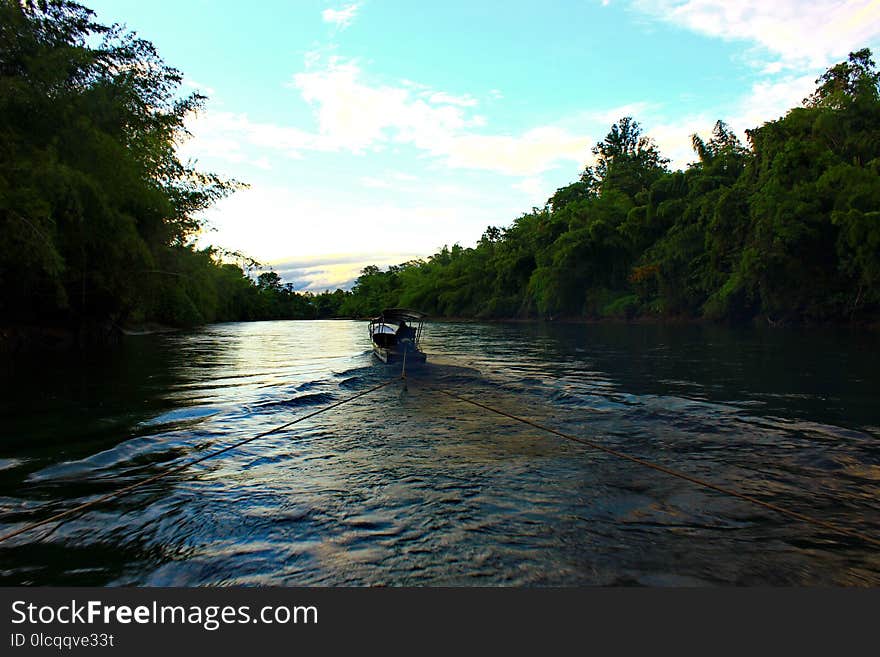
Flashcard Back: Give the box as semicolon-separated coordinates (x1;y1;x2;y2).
401;343;408;389
0;377;399;544
4;370;876;550
435;387;880;549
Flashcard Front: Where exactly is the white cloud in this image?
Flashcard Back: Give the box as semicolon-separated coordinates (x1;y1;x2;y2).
360;176;393;188
571;101;655;129
322;3;361;29
271;253;422;291
197;183;518;278
632;0;880;68
292;58;477;152
291;56;593;175
423;91;479;107
640;72;819;168
443;127;592;176
513;176;550;206
177;50;615;186
362;170;420;184
646;115;712;168
251;156;272;171
731;73;818;129
182;78;216;96
391;171;419;181
177;110;324;168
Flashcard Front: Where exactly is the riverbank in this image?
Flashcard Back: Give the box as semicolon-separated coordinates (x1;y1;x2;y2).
5;312;876;353
118;322;181;336
417;313;880;330
0;322;123;353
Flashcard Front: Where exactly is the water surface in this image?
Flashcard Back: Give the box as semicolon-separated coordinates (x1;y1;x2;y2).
1;320;878;585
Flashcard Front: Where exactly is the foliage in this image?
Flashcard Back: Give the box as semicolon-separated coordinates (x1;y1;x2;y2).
341;52;880;325
0;1;353;332
2;4;878;332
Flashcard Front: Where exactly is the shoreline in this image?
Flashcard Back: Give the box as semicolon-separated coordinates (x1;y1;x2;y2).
391;314;880;330
4;313;877;352
0;322;122;353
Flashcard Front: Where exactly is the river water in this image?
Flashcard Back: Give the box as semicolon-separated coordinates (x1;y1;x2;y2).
1;320;878;585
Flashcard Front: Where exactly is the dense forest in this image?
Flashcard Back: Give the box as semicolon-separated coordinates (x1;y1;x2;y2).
0;0;346;348
2;1;879;351
342;52;880;324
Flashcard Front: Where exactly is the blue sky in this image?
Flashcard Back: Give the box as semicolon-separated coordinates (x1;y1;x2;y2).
85;1;880;290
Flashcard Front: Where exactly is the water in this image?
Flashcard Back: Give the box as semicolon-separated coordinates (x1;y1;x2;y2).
1;320;878;586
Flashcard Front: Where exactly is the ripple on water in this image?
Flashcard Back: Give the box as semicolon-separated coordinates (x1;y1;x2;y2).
1;320;879;586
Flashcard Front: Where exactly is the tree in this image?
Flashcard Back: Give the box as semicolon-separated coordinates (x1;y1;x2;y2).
805;48;880;109
581;116;669;197
257;271;282;291
691;120;749;170
0;0;242;330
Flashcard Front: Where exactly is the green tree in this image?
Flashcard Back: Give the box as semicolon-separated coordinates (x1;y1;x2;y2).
0;0;242;333
806;48;880;109
581;116;669;197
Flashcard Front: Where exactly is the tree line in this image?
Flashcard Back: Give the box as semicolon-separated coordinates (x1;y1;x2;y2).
0;0;346;344
2;1;878;342
343;50;880;325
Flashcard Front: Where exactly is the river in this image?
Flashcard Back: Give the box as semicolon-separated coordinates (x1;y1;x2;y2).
1;320;878;585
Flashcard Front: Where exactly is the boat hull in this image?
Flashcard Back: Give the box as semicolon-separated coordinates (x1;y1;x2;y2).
372;345;427;364
369;308;428;365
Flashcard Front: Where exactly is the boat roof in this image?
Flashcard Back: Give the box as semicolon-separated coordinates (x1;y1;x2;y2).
376;308;428;323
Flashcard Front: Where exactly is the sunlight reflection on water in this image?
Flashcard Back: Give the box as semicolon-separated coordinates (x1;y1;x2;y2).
0;320;878;585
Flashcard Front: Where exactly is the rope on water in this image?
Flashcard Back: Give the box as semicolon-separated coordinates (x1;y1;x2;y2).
0;377;399;545
435;387;880;549
400;342;408;390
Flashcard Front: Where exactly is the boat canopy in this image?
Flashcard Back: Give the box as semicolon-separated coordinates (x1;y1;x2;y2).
369;308;427;352
375;308;428;323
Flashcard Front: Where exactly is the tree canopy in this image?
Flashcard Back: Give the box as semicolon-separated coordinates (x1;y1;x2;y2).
2;2;878;337
0;0;350;336
340;50;880;326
